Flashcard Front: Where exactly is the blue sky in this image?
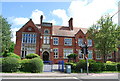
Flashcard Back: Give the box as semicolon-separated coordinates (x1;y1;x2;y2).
1;0;120;42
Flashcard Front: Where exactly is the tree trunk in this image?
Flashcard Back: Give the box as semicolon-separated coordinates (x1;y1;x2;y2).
103;55;107;63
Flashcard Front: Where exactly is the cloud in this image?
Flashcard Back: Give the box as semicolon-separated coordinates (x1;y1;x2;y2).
48;19;56;25
52;9;68;26
68;0;118;28
11;27;21;42
13;17;29;25
30;9;45;24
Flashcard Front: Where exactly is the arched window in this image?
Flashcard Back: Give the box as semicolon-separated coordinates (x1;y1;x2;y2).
44;29;49;34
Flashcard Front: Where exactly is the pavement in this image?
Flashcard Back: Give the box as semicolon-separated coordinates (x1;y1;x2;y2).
0;72;120;80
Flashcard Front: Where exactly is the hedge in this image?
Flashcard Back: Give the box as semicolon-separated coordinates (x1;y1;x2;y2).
76;60;86;72
117;63;120;71
2;57;20;72
20;58;43;73
2;52;21;59
89;63;104;72
25;53;40;59
105;64;117;71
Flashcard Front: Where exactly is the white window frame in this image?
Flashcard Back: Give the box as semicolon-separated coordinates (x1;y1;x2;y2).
22;33;36;44
96;53;102;60
88;50;93;59
107;54;112;59
53;37;59;45
44;36;50;44
44;29;50;34
53;48;59;59
78;38;83;46
63;49;73;58
87;39;92;46
64;38;72;46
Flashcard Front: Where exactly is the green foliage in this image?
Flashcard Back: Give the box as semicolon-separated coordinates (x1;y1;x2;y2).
25;53;40;59
0;16;13;53
2;57;20;72
117;63;120;71
20;59;31;72
2;52;20;59
20;58;43;73
76;60;86;72
105;64;117;71
30;58;43;73
67;53;78;62
89;63;104;72
0;58;2;72
88;59;96;63
87;15;120;62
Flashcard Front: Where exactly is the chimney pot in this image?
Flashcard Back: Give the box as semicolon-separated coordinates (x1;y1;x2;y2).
68;17;73;30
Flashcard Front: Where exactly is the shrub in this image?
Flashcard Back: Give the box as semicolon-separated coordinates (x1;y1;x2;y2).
0;58;2;72
117;63;120;71
20;59;31;72
2;52;21;59
105;64;117;71
25;53;40;59
8;53;21;59
88;59;96;63
89;63;104;72
76;60;86;72
2;57;20;72
20;58;43;73
30;58;43;73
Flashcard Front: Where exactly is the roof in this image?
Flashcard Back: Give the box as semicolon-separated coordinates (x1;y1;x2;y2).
35;24;88;37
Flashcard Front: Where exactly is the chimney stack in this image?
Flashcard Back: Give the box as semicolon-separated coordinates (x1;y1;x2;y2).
40;15;43;25
68;18;73;30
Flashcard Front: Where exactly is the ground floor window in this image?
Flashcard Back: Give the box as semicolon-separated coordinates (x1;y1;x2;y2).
96;53;101;59
53;48;59;59
21;43;36;58
78;50;84;59
88;50;93;59
63;49;73;58
107;54;112;59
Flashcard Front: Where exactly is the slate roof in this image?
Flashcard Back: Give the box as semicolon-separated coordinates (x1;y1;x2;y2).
35;24;88;37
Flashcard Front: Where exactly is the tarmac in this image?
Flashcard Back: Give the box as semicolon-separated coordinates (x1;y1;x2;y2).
0;72;120;80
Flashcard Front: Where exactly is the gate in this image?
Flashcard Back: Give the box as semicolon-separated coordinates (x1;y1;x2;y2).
58;60;64;72
43;61;53;72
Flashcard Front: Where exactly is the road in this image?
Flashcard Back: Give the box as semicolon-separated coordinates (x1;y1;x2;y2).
2;79;119;81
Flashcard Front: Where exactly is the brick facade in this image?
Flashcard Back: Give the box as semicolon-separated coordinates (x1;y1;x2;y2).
14;15;120;63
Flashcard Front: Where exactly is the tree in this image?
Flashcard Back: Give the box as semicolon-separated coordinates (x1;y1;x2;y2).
87;15;120;63
67;53;78;62
0;16;13;53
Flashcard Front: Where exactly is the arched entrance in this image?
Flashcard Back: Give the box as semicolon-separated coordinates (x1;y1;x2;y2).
43;51;49;61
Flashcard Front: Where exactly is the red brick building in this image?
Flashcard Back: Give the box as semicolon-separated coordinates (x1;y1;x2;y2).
14;15;120;63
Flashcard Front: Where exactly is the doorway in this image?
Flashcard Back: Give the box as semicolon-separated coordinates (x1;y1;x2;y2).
43;51;49;61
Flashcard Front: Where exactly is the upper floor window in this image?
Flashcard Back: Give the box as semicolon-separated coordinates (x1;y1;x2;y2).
53;48;59;59
87;39;92;46
78;38;83;46
64;38;72;46
63;49;73;58
88;50;93;59
22;33;36;44
44;36;50;44
53;37;59;45
44;29;49;34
